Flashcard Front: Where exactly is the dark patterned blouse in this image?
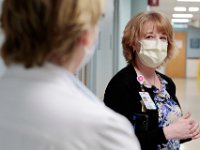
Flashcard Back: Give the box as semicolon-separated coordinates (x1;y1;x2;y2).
153;75;182;150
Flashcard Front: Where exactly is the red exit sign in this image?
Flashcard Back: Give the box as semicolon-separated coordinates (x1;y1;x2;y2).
148;0;159;6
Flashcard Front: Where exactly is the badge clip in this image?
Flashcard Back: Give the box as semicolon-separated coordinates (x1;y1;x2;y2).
137;75;145;91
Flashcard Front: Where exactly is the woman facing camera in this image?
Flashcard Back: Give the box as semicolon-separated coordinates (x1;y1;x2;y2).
104;11;200;150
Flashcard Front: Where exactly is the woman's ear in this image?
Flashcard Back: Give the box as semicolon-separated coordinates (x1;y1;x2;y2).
133;41;141;53
132;45;136;51
132;44;138;52
78;30;94;48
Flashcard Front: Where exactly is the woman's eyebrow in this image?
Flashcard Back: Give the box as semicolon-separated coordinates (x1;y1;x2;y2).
144;31;154;34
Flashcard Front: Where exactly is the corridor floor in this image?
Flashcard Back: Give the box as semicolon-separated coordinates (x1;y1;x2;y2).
173;78;200;150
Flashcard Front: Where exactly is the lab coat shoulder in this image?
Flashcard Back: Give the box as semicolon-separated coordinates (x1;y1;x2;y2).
92;105;141;150
37;85;141;150
51;80;141;150
50;88;141;150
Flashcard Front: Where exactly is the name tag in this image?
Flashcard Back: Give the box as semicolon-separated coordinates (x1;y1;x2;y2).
139;92;156;110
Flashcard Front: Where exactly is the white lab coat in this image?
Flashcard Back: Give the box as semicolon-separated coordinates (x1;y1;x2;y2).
0;63;140;150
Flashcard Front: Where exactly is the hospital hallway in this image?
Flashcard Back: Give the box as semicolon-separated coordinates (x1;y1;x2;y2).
173;78;200;150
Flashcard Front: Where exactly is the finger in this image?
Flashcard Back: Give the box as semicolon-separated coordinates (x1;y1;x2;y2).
192;128;200;140
190;121;199;131
191;123;200;137
193;134;200;140
189;119;195;126
183;112;191;119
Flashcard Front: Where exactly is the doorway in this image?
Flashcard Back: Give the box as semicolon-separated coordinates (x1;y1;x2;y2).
165;31;186;78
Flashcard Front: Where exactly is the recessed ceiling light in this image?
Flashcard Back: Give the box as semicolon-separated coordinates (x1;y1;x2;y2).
172;14;193;18
171;18;190;23
174;7;186;11
177;0;200;2
188;7;199;11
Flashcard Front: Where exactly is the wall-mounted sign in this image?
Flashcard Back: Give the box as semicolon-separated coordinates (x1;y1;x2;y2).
190;38;200;49
148;0;159;6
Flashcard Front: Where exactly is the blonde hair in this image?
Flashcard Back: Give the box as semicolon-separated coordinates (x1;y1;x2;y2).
122;11;175;64
1;0;103;68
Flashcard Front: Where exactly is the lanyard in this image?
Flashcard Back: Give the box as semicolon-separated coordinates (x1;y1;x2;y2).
137;75;146;92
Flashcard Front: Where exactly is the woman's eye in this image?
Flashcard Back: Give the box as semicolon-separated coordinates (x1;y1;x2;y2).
145;36;154;39
160;37;167;41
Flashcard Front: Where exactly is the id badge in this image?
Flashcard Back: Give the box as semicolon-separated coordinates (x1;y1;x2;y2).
139;92;156;110
160;148;168;150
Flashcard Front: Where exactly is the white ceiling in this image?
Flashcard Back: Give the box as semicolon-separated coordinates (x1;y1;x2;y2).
149;0;200;27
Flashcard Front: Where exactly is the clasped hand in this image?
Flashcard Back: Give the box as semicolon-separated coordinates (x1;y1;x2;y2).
164;112;200;140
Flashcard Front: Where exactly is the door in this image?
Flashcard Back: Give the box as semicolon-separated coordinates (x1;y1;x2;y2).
165;31;186;78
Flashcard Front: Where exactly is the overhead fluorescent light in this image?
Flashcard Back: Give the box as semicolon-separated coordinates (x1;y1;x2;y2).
177;0;200;2
172;23;188;28
188;7;199;11
172;14;193;18
174;7;186;11
171;18;190;23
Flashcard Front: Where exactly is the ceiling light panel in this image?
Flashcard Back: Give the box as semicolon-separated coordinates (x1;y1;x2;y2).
172;14;193;18
174;7;186;11
171;18;190;23
188;7;199;11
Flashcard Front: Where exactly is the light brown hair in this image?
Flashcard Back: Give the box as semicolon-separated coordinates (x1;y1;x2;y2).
122;11;175;65
1;0;103;68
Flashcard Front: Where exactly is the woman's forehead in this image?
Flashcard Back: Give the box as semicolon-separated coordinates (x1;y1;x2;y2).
141;21;165;35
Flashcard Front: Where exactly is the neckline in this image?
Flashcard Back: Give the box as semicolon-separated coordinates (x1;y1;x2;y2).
134;66;157;87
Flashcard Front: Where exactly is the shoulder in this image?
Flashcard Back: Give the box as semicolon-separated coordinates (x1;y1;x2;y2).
89;106;140;149
61;99;140;149
104;64;140;102
107;64;137;87
104;65;137;100
156;71;176;93
157;71;175;86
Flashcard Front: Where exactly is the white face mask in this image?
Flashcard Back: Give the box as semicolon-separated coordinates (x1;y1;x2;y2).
137;39;168;68
76;28;100;72
76;41;97;72
82;43;97;65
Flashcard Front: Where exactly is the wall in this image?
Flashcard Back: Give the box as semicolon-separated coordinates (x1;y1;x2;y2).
131;0;148;17
0;57;5;77
187;59;199;78
0;0;5;77
0;31;5;77
86;0;115;99
117;0;132;71
117;0;148;71
186;27;200;78
187;27;200;58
